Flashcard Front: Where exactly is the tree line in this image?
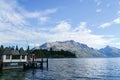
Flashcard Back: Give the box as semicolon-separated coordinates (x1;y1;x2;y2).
0;45;76;58
31;48;76;58
0;45;25;54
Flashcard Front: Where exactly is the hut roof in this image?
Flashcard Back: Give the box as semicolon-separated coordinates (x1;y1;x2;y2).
19;48;26;55
3;47;26;55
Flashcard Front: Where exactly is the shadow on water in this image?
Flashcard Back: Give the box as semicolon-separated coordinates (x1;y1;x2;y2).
0;66;48;80
0;69;26;80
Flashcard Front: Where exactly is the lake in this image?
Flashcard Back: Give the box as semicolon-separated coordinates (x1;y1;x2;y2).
1;58;120;80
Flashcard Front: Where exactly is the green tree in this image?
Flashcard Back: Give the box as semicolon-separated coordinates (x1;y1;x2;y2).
32;48;76;58
27;45;30;54
0;45;4;49
0;45;4;54
16;45;19;50
50;47;53;51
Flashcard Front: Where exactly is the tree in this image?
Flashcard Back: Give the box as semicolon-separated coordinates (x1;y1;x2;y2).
19;47;25;54
0;45;4;54
11;46;15;50
15;45;18;50
27;45;30;54
0;45;4;49
50;47;53;52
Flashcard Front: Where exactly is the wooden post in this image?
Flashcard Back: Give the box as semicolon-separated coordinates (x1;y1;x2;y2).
0;62;3;70
46;58;48;68
32;54;35;63
23;63;26;70
40;58;43;68
32;54;35;68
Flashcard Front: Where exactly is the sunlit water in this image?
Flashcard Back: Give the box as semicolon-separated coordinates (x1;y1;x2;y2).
1;58;120;80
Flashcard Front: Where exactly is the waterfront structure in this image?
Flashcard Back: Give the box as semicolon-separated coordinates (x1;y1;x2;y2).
0;47;48;70
0;47;27;69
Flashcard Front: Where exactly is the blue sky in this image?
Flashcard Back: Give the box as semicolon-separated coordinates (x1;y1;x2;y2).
0;0;120;49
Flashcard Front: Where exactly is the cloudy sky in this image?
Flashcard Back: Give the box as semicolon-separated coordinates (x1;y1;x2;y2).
0;0;120;49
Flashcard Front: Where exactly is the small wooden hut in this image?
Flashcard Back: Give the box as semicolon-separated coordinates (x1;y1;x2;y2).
0;47;27;69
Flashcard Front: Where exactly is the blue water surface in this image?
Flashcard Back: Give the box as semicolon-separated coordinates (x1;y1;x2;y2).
1;58;120;80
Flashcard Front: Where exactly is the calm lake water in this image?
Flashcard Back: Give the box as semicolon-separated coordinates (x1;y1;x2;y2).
1;58;120;80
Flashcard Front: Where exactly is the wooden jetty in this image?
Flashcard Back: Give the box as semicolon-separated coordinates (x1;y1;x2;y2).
0;47;48;70
23;58;48;70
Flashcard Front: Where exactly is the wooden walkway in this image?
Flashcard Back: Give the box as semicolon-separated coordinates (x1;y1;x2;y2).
23;58;48;69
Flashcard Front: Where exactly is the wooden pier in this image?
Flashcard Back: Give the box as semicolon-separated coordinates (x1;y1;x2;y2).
23;58;48;70
0;47;49;70
0;58;48;70
23;53;49;69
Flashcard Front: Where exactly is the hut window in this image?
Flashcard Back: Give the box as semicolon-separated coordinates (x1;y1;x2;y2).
6;55;10;59
12;55;20;59
22;55;25;59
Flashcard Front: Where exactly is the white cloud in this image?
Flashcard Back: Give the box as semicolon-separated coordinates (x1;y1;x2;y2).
51;21;71;32
0;0;57;44
0;0;111;49
24;8;57;19
100;22;112;28
41;9;57;15
74;22;91;33
118;1;120;5
24;11;40;18
113;18;120;24
22;9;57;24
96;9;102;13
108;38;120;48
100;17;120;28
47;21;109;48
0;0;118;49
117;11;120;16
115;42;120;46
0;0;27;26
94;0;101;6
39;16;49;24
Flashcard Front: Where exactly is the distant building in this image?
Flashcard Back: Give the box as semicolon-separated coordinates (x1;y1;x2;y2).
0;47;27;69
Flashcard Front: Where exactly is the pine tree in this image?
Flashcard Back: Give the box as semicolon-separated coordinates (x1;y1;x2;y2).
16;45;18;50
0;45;4;49
27;45;30;54
0;45;4;54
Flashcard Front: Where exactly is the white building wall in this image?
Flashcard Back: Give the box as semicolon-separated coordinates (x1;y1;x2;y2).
3;55;27;62
3;55;11;62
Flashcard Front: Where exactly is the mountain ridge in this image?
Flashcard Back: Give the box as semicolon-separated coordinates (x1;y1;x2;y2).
98;46;120;57
36;40;104;57
33;40;120;57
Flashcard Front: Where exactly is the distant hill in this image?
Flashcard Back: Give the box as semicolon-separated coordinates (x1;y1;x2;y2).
33;40;120;58
98;46;120;57
38;40;105;57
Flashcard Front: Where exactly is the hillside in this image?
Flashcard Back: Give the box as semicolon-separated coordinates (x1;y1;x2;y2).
98;46;120;57
38;40;105;57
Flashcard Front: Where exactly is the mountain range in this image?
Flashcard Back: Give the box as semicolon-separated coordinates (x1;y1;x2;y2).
99;46;120;57
33;40;120;57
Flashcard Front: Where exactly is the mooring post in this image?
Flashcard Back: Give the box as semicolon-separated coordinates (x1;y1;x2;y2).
41;58;43;68
0;62;3;70
32;54;35;68
46;58;48;68
23;63;26;70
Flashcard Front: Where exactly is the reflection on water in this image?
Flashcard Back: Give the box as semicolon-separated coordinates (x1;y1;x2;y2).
0;69;25;80
1;58;120;80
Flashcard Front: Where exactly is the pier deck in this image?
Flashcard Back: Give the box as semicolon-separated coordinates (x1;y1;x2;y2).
23;58;48;69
